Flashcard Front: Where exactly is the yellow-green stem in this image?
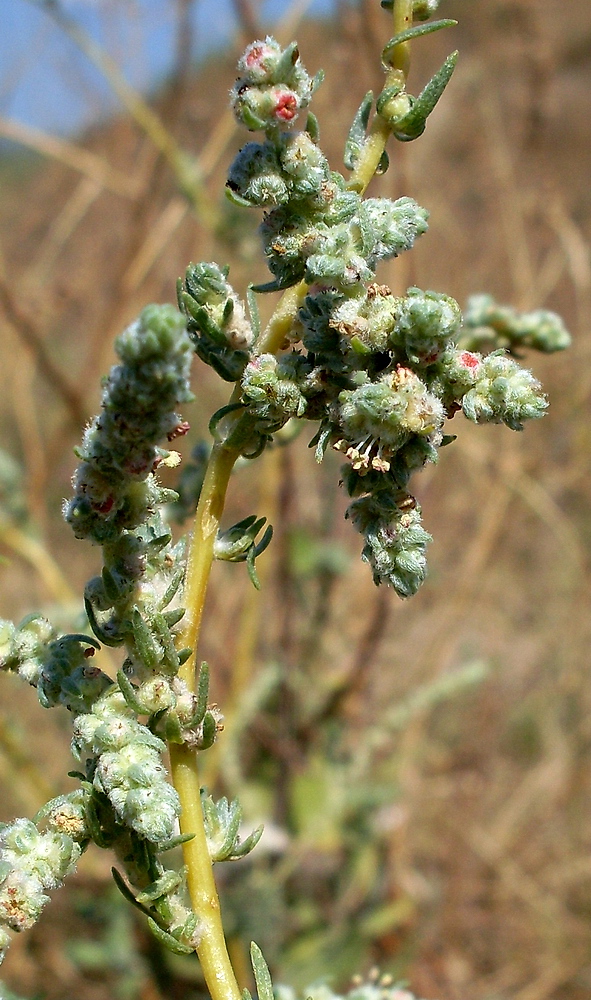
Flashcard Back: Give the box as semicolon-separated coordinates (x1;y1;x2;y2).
177;440;240;690
170;438;244;1000
169;743;243;1000
348;0;413;192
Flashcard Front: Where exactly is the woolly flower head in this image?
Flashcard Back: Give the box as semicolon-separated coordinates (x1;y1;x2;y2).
241;353;308;430
329;284;398;353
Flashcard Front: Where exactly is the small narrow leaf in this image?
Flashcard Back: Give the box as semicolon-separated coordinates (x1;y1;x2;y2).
305;111;320;142
147;918;195;955
117;670;144;715
250;942;274;1000
246;546;261;590
382;19;457;65
111;868;153;918
247;284;261;341
231;823;264;860
157;832;196;852
344;91;373;170
194;660;210;727
394;50;458;141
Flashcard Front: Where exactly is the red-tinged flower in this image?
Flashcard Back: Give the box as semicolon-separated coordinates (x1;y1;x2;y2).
245;43;274;72
239;39;281;82
459;350;480;369
273;90;298;121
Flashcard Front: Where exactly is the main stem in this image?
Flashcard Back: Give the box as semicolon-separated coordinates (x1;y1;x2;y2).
167;5;412;998
348;0;412;192
170;437;243;1000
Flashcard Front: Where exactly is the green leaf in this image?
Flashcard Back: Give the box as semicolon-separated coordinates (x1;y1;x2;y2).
382;18;457;65
208;402;245;440
230;823;264;860
200;711;217;750
305;111;320;142
246;545;261;590
250;942;274;1000
247;284;261;341
131;608;161;671
111;868;153;918
376;149;389;175
192;660;210;727
344;91;373;170
84;596;125;647
394;50;459;141
136;870;183;905
147;918;195;955
117;670;144;714
156;832;196;852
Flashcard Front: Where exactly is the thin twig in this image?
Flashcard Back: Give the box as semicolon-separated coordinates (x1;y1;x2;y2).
0;114;138;198
0;277;88;428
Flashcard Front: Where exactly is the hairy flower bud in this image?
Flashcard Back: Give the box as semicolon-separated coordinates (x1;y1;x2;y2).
329;284;398;354
336;368;444;473
412;0;442;20
357;198;429;267
65;304;193;546
462;294;571;354
347;493;431;597
241;354;308;431
178;262;253;381
0;616;55;686
227;142;289;206
232;38;321;132
461;352;548;430
72;688;180;844
391;286;461;362
0;817;81;946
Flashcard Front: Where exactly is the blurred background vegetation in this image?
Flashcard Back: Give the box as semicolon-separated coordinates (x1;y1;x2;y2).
0;1;590;999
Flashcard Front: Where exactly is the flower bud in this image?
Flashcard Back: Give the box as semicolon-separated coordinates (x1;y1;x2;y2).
347;494;432;597
412;0;442;20
391;286;461;362
241;353;308;425
462;294;571;354
232;38;321;132
462;353;548;430
336;367;444;473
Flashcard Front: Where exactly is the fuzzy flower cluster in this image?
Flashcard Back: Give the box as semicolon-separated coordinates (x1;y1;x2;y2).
225;41;428;292
62;302;217;743
228;130;428;290
64;303;193;552
0;617;181;845
176;38;567;599
0;793;89;963
177;261;253;383
231;37;323;132
460;293;572;355
72;688;180;844
0;615;110;712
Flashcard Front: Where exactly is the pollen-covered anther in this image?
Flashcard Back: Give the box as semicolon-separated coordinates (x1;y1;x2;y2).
366;282;392;299
371;451;391;473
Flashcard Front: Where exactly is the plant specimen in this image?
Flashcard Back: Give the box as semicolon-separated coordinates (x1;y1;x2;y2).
0;1;569;998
